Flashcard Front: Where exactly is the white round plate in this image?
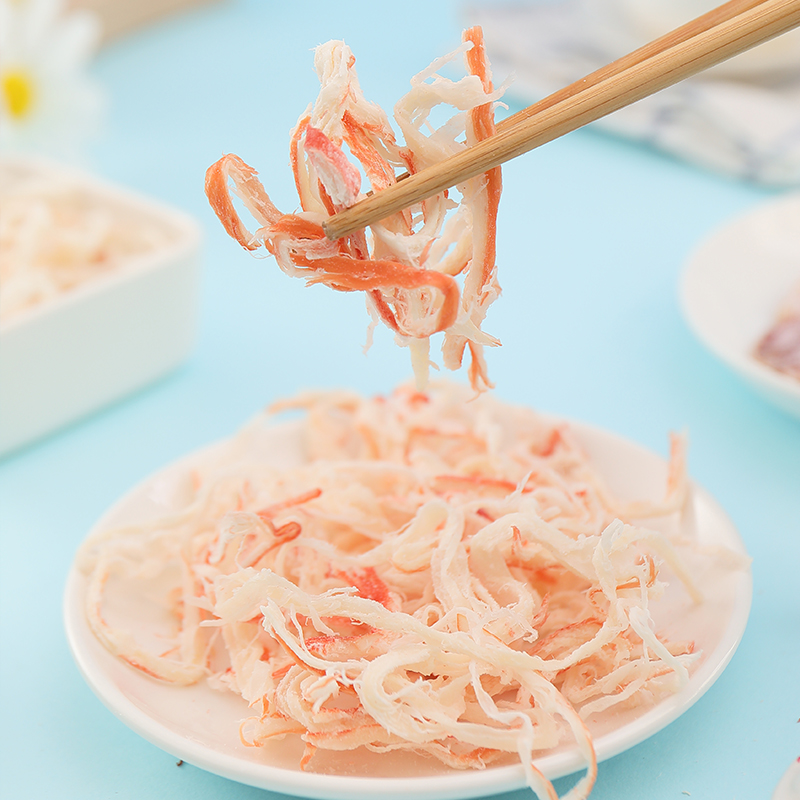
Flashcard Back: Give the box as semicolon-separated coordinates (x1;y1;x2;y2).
680;192;800;418
64;418;752;800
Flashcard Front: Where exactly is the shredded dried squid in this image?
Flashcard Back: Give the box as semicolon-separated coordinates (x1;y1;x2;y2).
0;161;176;323
205;29;504;392
79;382;705;800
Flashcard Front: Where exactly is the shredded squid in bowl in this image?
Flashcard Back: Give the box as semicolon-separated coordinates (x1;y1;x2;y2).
0;160;177;323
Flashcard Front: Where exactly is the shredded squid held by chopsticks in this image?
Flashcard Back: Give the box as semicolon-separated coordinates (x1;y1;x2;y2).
205;28;503;392
79;381;703;800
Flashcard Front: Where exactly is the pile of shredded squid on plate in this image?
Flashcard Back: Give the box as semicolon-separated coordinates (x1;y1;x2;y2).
205;28;504;392
79;382;702;800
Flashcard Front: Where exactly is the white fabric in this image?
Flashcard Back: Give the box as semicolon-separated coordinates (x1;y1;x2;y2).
467;0;800;185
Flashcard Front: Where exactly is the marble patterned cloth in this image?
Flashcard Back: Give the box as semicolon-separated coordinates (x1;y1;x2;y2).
467;0;800;185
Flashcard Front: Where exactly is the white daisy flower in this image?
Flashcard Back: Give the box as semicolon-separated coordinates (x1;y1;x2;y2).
0;0;103;156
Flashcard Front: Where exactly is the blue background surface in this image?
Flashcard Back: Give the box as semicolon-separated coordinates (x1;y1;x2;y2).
1;1;798;798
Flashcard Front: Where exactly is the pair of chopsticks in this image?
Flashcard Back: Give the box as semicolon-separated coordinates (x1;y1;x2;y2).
323;0;800;241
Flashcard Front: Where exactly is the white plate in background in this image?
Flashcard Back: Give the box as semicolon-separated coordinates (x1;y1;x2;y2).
680;192;800;419
64;417;752;800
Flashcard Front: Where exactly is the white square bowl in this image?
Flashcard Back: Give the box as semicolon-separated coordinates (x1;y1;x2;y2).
0;158;202;457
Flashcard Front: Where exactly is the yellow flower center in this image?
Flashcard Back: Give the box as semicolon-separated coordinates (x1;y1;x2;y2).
2;69;36;119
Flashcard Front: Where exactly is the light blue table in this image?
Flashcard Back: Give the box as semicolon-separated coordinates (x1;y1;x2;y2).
1;2;798;798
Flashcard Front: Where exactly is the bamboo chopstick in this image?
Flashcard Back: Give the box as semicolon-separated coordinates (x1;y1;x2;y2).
367;0;766;193
490;0;766;135
322;0;800;241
